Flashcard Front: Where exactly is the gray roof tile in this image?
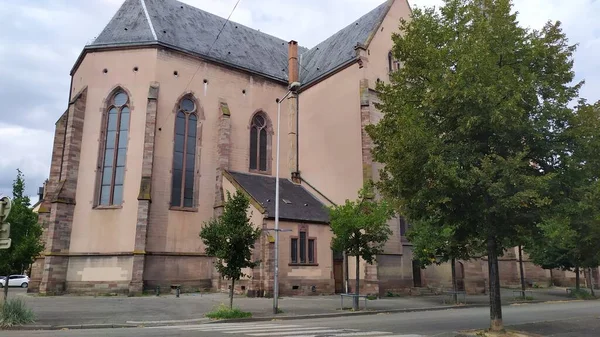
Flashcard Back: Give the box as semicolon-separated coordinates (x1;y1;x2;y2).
228;171;329;224
300;1;392;85
93;0;156;45
88;0;391;86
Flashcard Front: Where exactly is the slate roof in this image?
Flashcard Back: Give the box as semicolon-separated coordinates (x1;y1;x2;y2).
85;0;392;86
299;1;392;84
227;171;329;224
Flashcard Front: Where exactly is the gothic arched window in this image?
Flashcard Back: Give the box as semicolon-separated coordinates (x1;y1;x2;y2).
171;96;198;208
99;90;130;206
249;113;269;172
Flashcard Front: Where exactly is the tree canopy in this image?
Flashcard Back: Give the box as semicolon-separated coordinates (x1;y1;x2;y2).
328;182;393;309
199;190;261;309
0;169;44;276
366;0;581;330
526;101;600;287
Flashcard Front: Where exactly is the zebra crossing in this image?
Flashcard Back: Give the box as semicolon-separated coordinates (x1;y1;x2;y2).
149;322;425;336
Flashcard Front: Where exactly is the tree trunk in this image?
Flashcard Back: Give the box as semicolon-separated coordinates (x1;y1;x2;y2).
518;245;526;298
451;257;457;304
575;266;580;291
354;255;360;311
588;268;595;297
3;275;8;303
487;236;503;332
229;278;235;310
344;251;349;293
550;269;554;287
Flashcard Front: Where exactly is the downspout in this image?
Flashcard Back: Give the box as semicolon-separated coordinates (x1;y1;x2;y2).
296;92;300;174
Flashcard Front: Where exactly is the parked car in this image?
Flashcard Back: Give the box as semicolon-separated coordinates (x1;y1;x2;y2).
0;275;29;288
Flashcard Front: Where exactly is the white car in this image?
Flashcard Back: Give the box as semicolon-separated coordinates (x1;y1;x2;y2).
0;275;29;288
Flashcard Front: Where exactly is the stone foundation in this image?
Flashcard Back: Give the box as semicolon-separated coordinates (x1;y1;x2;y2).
66;281;131;295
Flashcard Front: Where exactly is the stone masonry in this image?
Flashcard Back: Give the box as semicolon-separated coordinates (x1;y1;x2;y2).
28;112;69;292
39;87;88;295
130;83;160;295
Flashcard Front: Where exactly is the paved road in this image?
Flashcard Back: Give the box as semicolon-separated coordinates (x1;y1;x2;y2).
4;300;600;336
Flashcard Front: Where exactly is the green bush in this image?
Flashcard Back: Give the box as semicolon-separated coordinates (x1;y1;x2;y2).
568;289;595;300
205;304;252;320
0;298;36;328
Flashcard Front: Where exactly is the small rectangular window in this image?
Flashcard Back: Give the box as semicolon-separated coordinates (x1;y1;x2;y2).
399;217;406;236
308;239;315;264
291;238;298;263
299;232;306;263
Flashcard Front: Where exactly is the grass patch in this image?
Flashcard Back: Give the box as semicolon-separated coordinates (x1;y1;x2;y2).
0;298;36;328
385;291;402;297
366;294;378;300
205;304;252;320
568;288;596;300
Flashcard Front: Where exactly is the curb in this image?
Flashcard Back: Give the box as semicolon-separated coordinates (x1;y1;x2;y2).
208;304;486;324
3;324;139;331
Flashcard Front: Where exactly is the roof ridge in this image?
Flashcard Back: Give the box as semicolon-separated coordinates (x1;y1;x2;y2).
170;0;291;45
301;0;391;56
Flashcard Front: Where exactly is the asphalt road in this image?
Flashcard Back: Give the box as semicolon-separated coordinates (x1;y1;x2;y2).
5;300;600;336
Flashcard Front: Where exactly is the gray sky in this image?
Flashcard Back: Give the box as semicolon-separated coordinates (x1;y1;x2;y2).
0;0;598;201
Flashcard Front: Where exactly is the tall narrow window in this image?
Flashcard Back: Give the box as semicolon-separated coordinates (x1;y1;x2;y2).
299;230;307;263
99;91;130;206
171;97;198;208
388;51;393;73
290;226;316;265
249;113;268;172
291;238;298;263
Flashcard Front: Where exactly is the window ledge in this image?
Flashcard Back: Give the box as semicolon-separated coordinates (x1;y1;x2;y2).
170;206;198;213
249;169;271;176
288;263;319;267
94;205;123;210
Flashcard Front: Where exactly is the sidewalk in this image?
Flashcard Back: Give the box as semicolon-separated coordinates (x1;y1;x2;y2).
9;287;578;328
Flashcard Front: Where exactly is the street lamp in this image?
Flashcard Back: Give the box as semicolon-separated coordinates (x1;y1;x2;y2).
273;81;301;314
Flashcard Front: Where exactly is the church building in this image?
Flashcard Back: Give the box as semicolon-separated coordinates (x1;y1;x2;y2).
31;0;568;296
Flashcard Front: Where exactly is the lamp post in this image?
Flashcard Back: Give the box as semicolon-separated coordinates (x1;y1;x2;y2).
273;82;301;314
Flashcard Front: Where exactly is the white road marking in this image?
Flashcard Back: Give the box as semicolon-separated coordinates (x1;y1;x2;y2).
223;327;329;334
285;332;392;337
182;324;294;331
247;329;358;336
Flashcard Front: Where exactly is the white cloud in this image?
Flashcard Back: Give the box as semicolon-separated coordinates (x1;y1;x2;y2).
0;0;599;199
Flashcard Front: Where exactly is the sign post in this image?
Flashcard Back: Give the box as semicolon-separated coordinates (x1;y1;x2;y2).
0;196;12;249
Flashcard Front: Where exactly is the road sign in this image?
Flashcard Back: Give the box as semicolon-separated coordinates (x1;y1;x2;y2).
0;197;11;249
0;196;11;222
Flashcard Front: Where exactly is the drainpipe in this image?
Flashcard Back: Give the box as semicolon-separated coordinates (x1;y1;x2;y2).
287;41;301;183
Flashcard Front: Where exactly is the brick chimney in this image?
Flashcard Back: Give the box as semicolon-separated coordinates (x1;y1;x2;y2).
288;41;299;84
287;40;300;183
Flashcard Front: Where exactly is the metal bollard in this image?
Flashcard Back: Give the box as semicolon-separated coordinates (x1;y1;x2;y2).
176;286;180;298
156;286;160;296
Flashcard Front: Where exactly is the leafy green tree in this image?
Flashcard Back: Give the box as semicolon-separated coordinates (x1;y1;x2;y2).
366;0;580;330
408;221;484;303
328;183;393;310
0;170;44;299
199;190;261;309
526;101;600;293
